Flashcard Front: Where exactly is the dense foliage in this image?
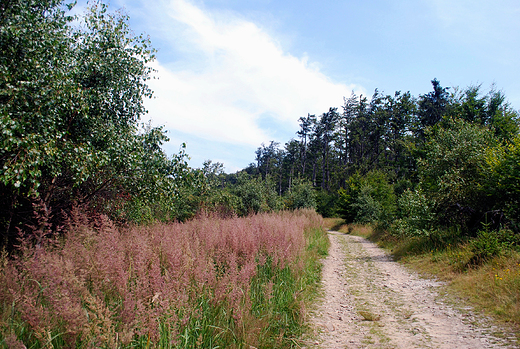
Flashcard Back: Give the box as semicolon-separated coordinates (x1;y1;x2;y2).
0;0;201;247
238;80;519;238
2;1;519;247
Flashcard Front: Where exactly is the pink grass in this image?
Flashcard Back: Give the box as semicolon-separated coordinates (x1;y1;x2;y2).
0;209;323;347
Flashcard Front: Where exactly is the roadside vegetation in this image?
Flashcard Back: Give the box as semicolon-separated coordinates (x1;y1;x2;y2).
0;209;328;348
1;2;328;347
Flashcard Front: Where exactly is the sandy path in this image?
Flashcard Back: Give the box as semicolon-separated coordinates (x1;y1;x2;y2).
305;231;518;349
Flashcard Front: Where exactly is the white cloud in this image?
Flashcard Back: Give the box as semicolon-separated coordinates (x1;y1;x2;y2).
143;0;361;147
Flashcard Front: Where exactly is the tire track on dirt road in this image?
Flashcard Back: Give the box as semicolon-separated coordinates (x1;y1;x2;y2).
305;231;518;349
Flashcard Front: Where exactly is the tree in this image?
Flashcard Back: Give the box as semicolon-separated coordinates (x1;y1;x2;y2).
384;91;416;180
485;135;520;229
451;85;519;142
417;79;451;131
232;174;282;216
202;159;225;189
345;94;370;174
296;114;315;176
337;92;359;181
0;0;187;245
255;141;280;180
316;108;338;190
283;139;300;191
337;171;396;224
418;118;495;231
284;179;316;210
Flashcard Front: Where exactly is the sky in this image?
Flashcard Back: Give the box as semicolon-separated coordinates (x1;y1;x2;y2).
74;0;520;173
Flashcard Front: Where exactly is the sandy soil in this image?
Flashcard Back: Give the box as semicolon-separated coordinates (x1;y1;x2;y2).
304;231;518;349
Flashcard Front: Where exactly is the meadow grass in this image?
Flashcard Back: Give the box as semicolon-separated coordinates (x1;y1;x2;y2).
330;219;520;331
0;209;328;348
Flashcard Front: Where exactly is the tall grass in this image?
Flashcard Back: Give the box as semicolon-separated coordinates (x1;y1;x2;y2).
0;209;327;348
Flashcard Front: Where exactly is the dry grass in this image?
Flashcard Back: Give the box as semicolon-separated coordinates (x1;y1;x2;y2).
322;218;374;238
358;310;381;322
447;251;520;324
322;217;345;231
345;224;374;238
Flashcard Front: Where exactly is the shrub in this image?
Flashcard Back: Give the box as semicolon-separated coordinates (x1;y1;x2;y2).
314;190;338;218
336;172;363;222
470;228;520;265
418;118;496;231
485;135;520;228
351;184;382;224
470;229;503;264
337;171;396;225
392;187;435;238
232;174;283;216
285;179;317;210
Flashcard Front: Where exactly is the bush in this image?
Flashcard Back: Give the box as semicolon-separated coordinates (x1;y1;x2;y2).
392;187;435;238
485;135;520;228
314;189;337;217
285;179;317;210
470;228;520;265
336;172;363;222
337;171;396;225
418;118;496;231
233;175;283;216
351;184;383;224
470;230;503;264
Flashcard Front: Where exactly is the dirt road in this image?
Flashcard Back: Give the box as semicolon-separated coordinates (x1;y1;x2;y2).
305;231;518;349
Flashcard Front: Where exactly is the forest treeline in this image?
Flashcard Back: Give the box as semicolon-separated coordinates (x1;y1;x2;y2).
233;79;520;241
244;82;520;245
2;0;520;249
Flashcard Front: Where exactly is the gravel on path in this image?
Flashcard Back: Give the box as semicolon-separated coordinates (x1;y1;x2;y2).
304;231;518;349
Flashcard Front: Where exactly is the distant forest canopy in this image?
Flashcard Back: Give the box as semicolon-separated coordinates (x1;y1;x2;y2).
230;78;520;233
1;0;520;249
245;80;518;194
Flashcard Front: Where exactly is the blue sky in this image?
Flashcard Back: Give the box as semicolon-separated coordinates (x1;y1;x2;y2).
75;0;520;172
